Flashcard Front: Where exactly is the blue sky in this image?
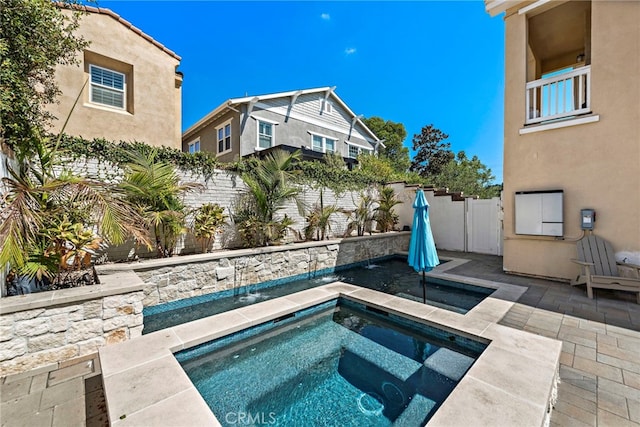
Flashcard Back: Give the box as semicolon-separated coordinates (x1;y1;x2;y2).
98;1;505;182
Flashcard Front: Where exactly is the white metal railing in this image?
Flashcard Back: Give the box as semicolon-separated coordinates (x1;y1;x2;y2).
525;65;591;125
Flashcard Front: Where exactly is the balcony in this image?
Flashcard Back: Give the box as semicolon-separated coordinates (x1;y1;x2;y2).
525;65;591;125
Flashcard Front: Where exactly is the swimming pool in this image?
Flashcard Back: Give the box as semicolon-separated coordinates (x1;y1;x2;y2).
177;298;487;426
143;257;494;334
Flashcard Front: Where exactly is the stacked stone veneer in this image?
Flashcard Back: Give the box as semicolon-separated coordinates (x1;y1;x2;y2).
0;273;144;376
133;233;410;308
0;234;408;376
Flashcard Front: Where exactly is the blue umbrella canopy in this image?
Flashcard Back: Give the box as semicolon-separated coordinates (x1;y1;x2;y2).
408;189;440;273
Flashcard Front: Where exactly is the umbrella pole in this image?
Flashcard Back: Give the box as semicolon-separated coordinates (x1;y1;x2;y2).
422;271;426;304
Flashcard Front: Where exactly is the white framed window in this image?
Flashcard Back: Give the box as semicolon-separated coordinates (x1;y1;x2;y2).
346;142;373;159
256;119;278;149
348;145;360;159
310;132;336;153
217;121;232;155
89;65;126;109
188;139;200;153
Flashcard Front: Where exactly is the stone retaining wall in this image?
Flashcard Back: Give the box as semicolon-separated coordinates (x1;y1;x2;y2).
0;272;144;376
0;234;409;375
105;232;411;308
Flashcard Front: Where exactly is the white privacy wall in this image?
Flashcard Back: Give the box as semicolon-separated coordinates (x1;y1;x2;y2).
388;183;503;256
60;158;373;260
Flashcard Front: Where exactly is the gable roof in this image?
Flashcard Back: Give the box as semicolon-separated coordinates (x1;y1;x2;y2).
183;87;380;143
58;4;181;61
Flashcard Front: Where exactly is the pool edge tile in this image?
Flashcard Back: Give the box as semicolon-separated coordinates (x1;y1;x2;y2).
171;310;254;351
466;344;560;408
99;329;183;378
112;388;220;427
426;376;547;427
102;354;195;424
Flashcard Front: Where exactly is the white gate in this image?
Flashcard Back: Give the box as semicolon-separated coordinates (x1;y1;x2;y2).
467;197;503;255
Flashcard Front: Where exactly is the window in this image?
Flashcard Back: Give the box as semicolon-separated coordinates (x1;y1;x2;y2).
310;133;336;153
348;145;359;159
347;143;373;159
217;122;232;154
323;100;332;113
89;65;125;109
188;139;200;153
258;121;273;149
312;135;323;151
325;138;335;153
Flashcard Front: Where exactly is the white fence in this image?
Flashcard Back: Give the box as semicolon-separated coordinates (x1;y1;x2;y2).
392;183;503;256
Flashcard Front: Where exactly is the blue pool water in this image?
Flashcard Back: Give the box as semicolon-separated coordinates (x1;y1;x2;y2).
177;298;487;426
143;257;494;334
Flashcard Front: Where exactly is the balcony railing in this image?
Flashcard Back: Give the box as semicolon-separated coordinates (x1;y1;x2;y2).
525;65;591;125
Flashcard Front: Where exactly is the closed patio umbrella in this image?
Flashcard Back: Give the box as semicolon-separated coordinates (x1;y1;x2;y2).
407;189;440;303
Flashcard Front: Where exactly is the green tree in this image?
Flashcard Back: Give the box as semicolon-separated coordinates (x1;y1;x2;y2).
362;116;410;173
357;153;397;184
0;0;88;158
410;124;455;177
432;151;499;198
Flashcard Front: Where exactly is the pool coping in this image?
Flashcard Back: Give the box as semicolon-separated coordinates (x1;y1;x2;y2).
99;278;561;426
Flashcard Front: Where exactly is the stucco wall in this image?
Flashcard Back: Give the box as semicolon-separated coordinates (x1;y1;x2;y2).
502;1;640;280
49;10;182;149
185;110;241;162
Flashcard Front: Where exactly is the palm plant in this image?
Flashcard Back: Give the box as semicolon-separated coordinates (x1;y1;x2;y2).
344;191;376;237
305;204;341;241
119;149;199;257
0;135;150;283
375;186;402;232
304;190;340;241
234;149;302;246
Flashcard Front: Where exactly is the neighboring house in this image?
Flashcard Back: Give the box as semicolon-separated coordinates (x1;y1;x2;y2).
486;0;639;280
182;87;383;167
49;5;183;149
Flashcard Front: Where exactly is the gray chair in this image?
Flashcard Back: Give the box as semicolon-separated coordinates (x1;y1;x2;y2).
571;235;640;303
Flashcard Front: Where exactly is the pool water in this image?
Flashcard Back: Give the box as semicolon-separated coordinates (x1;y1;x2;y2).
177;299;487;426
143;257;494;334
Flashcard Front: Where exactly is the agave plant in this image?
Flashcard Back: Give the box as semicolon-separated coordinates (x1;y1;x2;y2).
119;148;200;257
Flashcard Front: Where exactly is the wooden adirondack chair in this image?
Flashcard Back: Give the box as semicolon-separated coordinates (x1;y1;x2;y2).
571;235;640;303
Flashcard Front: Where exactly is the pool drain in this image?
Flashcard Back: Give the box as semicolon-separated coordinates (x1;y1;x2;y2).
357;392;384;416
382;381;405;406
